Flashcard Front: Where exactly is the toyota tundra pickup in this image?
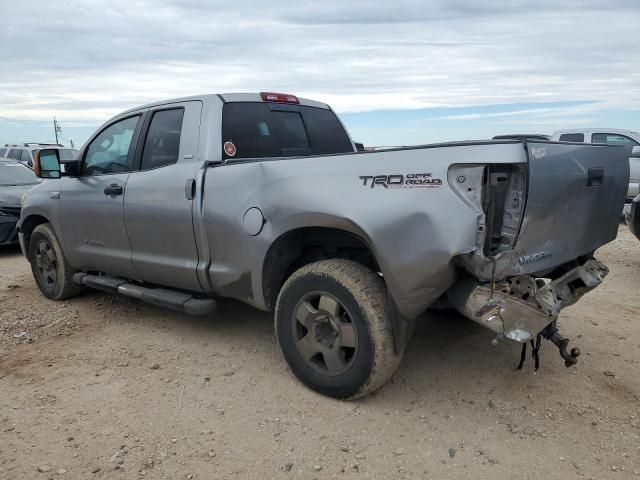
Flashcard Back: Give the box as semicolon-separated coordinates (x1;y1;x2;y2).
19;92;630;399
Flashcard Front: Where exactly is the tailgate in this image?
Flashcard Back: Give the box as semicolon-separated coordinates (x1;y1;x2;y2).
512;142;630;274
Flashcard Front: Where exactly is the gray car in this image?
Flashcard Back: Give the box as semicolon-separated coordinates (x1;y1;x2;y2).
0;160;40;245
18;93;630;398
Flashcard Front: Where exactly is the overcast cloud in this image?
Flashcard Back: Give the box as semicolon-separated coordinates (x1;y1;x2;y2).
0;0;639;146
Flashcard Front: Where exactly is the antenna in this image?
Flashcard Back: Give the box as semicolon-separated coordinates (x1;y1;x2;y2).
53;117;62;145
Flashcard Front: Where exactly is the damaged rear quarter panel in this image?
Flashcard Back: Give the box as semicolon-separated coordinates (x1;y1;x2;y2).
201;142;528;318
464;142;630;281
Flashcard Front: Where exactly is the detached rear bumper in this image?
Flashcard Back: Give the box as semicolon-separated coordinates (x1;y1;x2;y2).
448;258;608;343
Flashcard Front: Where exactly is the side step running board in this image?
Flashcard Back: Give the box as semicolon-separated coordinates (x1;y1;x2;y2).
73;273;217;316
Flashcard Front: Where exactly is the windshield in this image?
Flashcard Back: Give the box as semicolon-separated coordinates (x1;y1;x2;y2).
0;161;39;186
32;148;78;161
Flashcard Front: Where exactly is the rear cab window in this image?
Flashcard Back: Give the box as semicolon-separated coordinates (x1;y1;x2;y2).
559;133;585;142
221;103;353;160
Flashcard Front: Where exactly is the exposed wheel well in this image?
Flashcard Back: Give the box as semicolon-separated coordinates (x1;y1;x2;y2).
19;215;50;254
262;227;380;310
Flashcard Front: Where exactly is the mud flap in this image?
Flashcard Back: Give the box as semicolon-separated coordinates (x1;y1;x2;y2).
387;293;415;355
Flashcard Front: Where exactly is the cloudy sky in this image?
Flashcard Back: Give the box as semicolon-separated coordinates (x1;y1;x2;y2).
0;0;639;148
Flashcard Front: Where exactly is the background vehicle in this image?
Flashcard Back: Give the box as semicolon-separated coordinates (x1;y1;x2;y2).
551;129;640;202
0;159;40;245
2;143;78;168
18;93;630;399
626;194;640;241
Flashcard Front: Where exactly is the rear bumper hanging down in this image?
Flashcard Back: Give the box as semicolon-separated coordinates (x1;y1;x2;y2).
448;258;608;343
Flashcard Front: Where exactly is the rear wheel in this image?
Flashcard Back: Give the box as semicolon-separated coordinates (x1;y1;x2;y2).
275;259;403;399
28;223;82;300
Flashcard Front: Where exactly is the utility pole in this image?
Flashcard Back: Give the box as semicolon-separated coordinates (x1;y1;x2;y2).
53;117;61;144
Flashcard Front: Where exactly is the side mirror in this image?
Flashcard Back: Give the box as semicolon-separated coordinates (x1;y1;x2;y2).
354;142;365;152
631;146;640;158
33;149;61;179
62;159;80;176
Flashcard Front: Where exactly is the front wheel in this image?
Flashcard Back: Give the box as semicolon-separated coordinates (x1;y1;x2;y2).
28;223;82;300
275;259;404;399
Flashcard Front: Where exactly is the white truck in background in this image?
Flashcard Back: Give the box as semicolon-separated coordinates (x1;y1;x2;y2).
551;129;640;203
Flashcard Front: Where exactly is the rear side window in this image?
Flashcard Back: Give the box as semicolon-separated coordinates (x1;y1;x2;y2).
8;149;22;160
559;133;585;142
222;103;353;159
0;149;6;157
591;133;639;146
141;108;184;170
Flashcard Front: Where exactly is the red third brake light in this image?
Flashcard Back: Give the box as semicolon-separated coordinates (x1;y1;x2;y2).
260;92;299;104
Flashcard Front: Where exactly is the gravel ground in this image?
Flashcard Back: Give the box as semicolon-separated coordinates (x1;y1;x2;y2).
0;227;639;480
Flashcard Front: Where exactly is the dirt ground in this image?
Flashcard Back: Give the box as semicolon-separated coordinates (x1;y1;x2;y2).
0;227;638;480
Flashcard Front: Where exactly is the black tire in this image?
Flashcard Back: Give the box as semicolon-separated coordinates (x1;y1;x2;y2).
28;223;82;300
275;259;403;399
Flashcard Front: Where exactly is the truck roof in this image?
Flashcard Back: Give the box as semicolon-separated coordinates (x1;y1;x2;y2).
118;93;331;118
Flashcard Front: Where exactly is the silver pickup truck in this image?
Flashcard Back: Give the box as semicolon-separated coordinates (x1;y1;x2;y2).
19;92;630;399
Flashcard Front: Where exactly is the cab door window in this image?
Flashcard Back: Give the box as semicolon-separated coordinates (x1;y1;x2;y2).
82;116;140;176
140;108;184;170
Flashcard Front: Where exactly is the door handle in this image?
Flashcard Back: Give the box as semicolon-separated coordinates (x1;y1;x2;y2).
185;178;196;200
104;183;124;196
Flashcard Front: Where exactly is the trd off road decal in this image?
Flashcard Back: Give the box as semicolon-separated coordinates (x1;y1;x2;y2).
359;173;443;189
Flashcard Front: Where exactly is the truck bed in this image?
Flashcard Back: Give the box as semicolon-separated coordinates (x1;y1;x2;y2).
198;140;629;319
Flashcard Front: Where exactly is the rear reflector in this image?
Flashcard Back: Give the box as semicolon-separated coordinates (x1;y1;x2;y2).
260;92;299;104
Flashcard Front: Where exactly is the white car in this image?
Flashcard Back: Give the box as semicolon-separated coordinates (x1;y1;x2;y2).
551;129;639;201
